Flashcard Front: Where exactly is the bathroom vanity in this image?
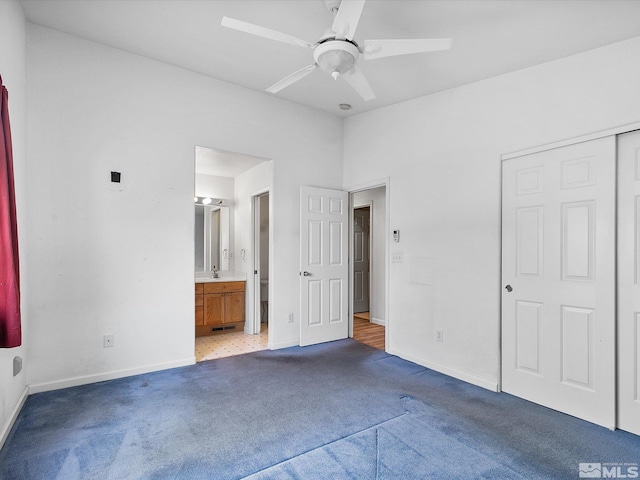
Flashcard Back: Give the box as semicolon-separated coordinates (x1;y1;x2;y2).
195;279;245;336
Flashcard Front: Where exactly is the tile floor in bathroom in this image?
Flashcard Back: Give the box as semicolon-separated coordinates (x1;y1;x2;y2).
195;313;382;362
195;323;268;362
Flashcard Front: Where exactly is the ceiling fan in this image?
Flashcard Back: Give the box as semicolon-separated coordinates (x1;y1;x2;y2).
221;0;452;101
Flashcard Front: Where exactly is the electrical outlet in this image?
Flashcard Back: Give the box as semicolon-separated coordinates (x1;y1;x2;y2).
392;252;403;263
436;330;444;343
103;334;114;348
288;312;294;323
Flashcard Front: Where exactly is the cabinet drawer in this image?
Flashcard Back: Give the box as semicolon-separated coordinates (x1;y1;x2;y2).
204;281;245;294
195;283;204;295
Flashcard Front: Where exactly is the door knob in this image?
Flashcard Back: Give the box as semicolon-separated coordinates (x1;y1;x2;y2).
301;271;311;276
505;285;513;292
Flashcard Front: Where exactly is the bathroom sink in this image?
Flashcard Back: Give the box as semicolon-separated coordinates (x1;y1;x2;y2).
195;275;246;283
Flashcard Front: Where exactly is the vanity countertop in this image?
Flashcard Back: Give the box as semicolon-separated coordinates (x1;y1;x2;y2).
195;277;246;284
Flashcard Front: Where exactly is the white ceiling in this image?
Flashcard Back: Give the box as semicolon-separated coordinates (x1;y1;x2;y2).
19;0;640;117
195;146;268;178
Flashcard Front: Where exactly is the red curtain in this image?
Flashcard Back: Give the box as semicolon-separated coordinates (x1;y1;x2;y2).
0;75;21;348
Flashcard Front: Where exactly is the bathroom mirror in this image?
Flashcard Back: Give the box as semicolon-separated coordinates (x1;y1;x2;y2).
195;203;230;273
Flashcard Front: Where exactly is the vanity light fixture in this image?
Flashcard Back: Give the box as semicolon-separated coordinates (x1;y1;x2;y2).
195;196;226;206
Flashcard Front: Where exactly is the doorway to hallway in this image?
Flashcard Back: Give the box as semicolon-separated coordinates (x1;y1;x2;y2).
350;185;387;350
353;312;384;350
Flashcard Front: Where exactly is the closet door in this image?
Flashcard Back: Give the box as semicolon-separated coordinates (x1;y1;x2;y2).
618;130;640;435
502;136;616;428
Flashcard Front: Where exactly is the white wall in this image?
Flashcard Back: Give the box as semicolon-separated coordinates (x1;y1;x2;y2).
233;161;271;335
26;25;342;389
195;173;234;200
352;187;386;325
344;36;640;390
0;0;28;446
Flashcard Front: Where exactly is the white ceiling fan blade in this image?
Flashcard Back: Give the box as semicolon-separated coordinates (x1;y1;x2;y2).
221;17;314;49
331;0;366;40
266;64;318;94
343;66;375;101
363;38;453;60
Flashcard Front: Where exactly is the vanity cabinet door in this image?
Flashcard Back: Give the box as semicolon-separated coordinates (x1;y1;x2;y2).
204;293;224;326
197;281;245;335
224;291;245;324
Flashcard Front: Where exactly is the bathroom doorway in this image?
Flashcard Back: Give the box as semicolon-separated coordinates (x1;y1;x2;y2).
252;191;270;336
194;146;271;361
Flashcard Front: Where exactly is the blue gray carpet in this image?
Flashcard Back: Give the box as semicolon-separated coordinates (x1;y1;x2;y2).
1;339;639;479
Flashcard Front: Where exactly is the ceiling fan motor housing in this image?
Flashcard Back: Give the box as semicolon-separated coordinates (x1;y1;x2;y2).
322;0;342;13
313;40;359;77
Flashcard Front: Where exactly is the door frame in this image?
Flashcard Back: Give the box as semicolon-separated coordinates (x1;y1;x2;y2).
249;188;271;337
346;178;390;348
352;202;372;316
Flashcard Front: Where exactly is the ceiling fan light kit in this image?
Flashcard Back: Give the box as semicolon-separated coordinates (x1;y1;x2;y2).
314;41;359;79
221;0;452;103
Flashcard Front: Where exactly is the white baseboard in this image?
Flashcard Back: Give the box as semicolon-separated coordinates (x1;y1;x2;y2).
370;317;385;326
28;357;196;394
0;385;29;451
387;348;499;392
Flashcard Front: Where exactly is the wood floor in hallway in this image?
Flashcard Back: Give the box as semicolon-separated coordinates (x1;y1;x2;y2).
195;316;384;360
353;313;385;350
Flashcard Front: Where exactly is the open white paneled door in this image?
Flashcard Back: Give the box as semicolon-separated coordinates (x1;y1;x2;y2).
300;186;349;346
618;130;640;435
502;137;616;428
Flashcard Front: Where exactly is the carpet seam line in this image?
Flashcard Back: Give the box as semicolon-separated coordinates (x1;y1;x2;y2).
242;412;409;478
391;412;531;479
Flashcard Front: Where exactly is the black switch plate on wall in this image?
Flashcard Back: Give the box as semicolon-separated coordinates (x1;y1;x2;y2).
111;171;121;183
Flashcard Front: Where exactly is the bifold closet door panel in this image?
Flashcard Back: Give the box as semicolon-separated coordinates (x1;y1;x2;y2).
618;129;640;436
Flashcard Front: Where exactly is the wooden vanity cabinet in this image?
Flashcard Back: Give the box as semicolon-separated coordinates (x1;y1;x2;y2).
195;281;245;336
195;283;204;326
